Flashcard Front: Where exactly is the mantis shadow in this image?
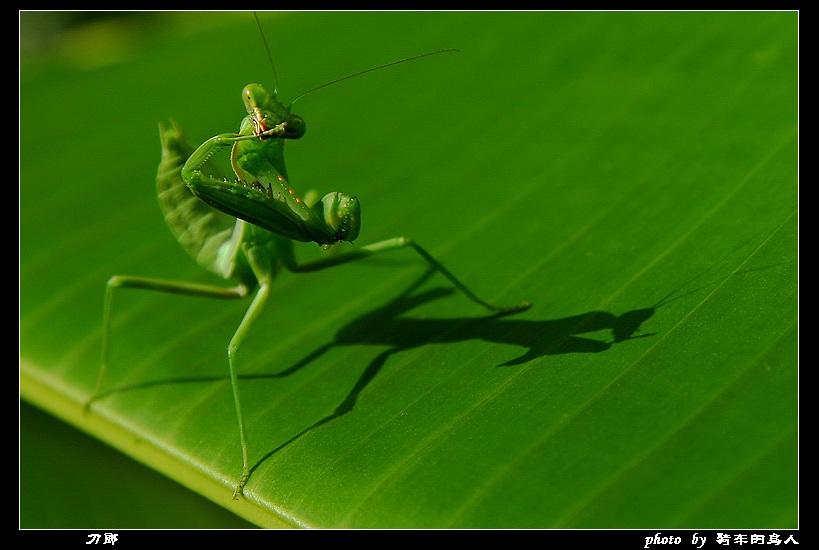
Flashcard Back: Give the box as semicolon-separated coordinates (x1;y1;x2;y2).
249;268;655;477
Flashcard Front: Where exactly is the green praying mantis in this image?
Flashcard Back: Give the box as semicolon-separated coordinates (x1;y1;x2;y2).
87;15;530;499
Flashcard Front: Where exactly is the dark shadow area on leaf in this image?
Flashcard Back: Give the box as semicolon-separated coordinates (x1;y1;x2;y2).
88;267;653;403
246;267;655;479
82;233;787;497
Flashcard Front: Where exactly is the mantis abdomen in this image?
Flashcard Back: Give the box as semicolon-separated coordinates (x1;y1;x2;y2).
156;120;238;278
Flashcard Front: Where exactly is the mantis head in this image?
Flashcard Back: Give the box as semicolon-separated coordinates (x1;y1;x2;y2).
242;83;306;140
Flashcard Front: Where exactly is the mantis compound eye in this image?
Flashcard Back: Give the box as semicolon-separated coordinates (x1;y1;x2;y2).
283;114;306;140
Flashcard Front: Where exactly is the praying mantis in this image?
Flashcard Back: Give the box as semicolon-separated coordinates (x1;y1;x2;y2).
87;14;530;499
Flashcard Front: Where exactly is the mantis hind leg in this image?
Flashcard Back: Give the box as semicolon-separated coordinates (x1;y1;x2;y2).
91;272;267;498
92;245;277;499
226;279;270;499
227;243;278;498
90;275;250;410
288;237;531;315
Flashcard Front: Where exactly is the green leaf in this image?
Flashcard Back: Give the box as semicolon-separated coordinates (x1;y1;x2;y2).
20;11;797;528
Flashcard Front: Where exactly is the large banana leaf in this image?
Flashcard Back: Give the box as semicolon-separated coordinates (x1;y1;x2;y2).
20;11;797;528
